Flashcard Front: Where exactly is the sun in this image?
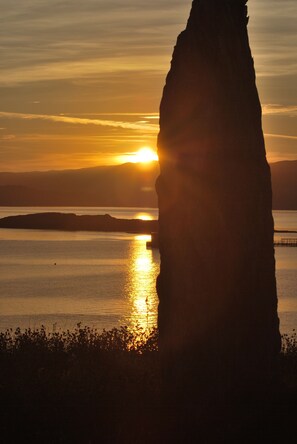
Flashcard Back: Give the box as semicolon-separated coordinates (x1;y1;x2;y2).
133;147;158;163
116;147;158;164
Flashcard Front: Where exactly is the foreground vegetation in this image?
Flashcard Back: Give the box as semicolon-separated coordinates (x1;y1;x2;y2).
0;325;296;443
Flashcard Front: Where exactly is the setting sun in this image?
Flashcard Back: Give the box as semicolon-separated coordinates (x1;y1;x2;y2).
134;147;158;163
116;147;159;165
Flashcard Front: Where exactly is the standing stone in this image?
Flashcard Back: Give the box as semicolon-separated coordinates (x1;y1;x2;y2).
157;0;280;387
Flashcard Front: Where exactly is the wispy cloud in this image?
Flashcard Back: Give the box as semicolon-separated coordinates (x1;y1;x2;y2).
0;57;168;86
262;105;297;116
265;133;297;140
0;0;296;170
0;0;190;86
0;111;158;132
249;0;297;78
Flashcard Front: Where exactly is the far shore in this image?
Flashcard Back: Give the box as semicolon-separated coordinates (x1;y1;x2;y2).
275;229;297;233
0;212;296;234
0;212;158;234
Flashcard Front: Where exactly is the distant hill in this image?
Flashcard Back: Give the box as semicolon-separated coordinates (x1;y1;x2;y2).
0;162;159;208
270;160;297;210
0;160;296;209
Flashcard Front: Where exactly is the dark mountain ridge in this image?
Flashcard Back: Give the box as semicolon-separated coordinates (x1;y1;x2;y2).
0;160;296;209
270;160;297;210
0;162;159;207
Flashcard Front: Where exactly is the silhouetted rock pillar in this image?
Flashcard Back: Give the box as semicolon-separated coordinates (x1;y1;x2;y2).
157;0;280;387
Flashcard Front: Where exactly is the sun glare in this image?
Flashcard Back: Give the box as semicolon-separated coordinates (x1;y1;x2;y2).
116;147;158;164
133;147;158;163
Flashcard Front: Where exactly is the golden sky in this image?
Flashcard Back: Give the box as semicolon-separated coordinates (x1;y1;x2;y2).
0;0;296;171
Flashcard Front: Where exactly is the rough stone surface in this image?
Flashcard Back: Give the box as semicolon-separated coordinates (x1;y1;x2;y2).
156;0;280;386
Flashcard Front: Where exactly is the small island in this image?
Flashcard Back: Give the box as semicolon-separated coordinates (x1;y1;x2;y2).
0;212;158;234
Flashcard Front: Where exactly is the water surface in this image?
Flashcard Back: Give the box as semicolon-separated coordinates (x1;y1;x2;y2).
0;207;296;335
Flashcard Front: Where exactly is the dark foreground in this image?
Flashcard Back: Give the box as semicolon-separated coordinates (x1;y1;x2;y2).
0;326;296;444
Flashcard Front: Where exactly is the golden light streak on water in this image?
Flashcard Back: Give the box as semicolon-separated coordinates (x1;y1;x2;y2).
125;234;159;331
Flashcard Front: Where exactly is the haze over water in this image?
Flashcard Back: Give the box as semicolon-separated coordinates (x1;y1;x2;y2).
0;207;296;335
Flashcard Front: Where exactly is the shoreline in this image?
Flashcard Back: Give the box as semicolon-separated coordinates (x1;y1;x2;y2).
0;212;158;234
0;212;296;234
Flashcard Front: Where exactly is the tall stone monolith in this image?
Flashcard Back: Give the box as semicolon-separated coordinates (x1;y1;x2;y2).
157;0;280;388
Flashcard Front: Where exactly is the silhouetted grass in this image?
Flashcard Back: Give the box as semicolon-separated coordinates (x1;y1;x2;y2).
0;325;296;443
0;325;160;443
280;330;297;389
0;323;159;354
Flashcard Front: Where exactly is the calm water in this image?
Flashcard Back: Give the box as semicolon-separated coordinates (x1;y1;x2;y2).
0;207;296;335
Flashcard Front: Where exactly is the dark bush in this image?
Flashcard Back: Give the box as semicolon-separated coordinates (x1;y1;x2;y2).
0;326;296;443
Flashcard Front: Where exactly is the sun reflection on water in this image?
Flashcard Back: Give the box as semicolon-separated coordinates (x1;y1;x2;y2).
125;235;159;331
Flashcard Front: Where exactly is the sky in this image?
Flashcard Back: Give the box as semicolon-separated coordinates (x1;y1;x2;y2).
0;0;296;172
